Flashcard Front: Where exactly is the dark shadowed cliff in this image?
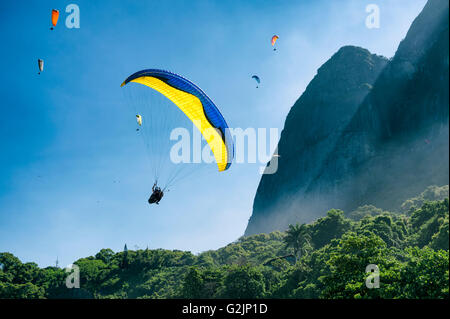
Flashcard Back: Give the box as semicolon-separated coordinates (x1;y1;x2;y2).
246;0;449;235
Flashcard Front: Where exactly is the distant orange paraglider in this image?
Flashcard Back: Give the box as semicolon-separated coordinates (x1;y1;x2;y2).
51;9;59;30
271;35;279;50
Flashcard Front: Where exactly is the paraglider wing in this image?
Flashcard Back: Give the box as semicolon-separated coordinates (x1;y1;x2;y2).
51;9;59;28
38;59;44;74
252;75;261;87
271;35;279;46
136;114;142;126
121;69;234;171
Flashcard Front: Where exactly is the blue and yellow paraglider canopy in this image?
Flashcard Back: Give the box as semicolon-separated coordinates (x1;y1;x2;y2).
121;69;233;171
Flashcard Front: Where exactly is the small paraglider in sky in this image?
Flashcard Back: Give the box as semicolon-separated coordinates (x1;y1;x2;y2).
136;114;142;126
252;75;261;88
38;59;44;74
51;9;59;30
271;35;279;51
136;114;142;131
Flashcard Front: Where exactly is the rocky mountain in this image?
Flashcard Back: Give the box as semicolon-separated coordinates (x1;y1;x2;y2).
246;0;449;235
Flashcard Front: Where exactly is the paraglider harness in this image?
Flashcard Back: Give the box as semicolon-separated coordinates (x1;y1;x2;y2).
148;182;164;205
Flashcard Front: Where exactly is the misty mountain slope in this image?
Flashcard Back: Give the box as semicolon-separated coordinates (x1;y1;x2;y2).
310;0;449;211
247;47;388;235
246;0;449;235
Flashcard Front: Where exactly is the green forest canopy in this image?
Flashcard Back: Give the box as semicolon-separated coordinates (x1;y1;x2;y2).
1;185;448;299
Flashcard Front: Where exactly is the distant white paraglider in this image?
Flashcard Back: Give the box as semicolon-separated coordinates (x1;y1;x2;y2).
38;59;44;74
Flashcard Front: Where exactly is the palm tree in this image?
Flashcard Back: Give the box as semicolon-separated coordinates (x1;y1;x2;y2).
284;223;312;262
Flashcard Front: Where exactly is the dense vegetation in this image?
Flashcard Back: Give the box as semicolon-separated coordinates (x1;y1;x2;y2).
1;187;448;299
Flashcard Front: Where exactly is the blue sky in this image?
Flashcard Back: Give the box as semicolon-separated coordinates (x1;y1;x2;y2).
0;0;427;267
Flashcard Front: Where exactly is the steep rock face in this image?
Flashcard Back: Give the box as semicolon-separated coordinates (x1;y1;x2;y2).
247;47;388;235
246;0;449;235
310;0;449;212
